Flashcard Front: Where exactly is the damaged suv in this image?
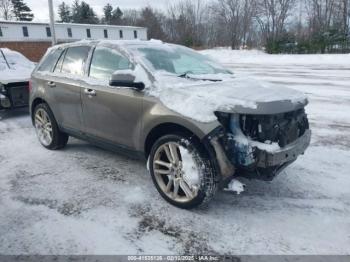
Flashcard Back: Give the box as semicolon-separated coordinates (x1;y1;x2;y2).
30;40;311;209
0;48;35;110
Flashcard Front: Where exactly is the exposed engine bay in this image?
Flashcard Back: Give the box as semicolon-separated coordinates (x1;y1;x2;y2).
239;109;309;147
210;109;311;181
0;82;30;110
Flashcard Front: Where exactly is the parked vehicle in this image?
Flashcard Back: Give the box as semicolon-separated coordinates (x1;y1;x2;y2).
0;48;35;110
30;40;311;209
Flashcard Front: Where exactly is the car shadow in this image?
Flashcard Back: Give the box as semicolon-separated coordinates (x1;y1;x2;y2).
63;138;144;163
61;138;313;210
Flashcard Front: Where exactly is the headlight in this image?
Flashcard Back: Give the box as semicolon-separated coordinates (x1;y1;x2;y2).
214;111;231;128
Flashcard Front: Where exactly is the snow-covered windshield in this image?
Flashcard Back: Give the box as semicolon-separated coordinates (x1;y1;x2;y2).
0;48;35;83
0;48;34;69
136;46;232;76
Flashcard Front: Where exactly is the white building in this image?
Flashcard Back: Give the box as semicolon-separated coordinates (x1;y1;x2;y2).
0;21;148;61
0;20;147;42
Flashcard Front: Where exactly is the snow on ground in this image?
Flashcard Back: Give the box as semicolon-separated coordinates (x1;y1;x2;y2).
0;50;350;255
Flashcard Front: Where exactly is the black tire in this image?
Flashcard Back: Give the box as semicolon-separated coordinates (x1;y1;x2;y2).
149;133;218;209
33;103;69;150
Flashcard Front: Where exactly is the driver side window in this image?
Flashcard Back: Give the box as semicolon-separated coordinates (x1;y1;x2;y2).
89;47;132;80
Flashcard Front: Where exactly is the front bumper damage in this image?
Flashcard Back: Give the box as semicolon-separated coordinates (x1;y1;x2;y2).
204;113;311;182
0;82;29;110
257;129;311;168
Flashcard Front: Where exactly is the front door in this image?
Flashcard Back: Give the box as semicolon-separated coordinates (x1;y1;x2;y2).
81;46;143;150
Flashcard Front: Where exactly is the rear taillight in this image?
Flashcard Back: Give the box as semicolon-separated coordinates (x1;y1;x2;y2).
28;80;32;92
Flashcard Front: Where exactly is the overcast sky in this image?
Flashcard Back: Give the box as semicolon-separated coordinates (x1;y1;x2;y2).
28;0;182;22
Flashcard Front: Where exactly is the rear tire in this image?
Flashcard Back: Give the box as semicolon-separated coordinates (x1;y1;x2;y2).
149;134;218;209
34;103;68;150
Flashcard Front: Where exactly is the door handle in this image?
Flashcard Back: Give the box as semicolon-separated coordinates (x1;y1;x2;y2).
47;81;56;88
84;88;96;96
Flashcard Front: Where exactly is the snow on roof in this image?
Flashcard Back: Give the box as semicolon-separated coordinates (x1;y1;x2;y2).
0;20;147;30
48;39;167;53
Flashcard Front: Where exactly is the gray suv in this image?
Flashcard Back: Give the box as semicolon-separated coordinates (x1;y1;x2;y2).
30;40;311;209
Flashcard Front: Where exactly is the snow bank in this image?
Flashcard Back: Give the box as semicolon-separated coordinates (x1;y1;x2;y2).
200;48;350;66
0;48;35;84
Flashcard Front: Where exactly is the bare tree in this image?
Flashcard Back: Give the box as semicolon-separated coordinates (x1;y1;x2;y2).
256;0;296;44
242;0;258;47
341;0;349;35
165;0;207;46
306;0;336;32
214;0;243;49
137;6;166;40
121;9;139;26
0;0;12;20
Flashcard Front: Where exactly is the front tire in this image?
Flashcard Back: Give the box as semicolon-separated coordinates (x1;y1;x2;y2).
149;134;218;209
34;103;69;150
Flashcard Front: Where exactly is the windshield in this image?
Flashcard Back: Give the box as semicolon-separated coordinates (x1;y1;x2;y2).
136;45;232;76
0;48;34;70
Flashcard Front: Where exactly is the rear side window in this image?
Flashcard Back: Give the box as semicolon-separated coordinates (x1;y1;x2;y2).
38;49;63;72
54;50;65;73
0;27;3;37
89;47;131;80
61;46;91;75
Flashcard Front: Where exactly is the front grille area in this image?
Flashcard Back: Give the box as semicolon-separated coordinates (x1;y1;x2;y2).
240;109;309;147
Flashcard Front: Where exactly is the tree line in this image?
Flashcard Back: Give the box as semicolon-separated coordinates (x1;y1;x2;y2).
1;0;349;54
0;0;33;21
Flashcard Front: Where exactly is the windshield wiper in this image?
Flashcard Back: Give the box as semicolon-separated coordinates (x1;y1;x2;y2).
178;72;192;78
177;72;222;82
0;49;11;69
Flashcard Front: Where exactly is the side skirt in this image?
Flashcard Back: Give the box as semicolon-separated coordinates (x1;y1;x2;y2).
60;126;145;160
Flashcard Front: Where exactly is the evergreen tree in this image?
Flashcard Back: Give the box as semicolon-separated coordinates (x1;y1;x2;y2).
111;7;123;25
58;2;71;23
71;0;99;24
103;3;113;24
79;1;99;24
11;0;33;21
71;0;80;22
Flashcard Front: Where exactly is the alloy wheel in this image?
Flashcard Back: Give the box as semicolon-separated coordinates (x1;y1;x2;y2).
34;108;53;146
153;142;200;203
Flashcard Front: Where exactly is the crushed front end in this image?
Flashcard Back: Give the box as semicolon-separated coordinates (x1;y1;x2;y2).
208;109;311;181
0;82;30;110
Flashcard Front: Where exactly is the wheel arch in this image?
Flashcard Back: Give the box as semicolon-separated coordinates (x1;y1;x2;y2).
30;97;48;124
144;122;201;158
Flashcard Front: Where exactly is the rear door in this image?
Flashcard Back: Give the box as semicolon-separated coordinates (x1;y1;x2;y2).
46;46;91;132
81;45;143;150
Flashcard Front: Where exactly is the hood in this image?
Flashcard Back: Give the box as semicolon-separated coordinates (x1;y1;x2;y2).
150;74;308;123
0;48;35;84
0;68;32;84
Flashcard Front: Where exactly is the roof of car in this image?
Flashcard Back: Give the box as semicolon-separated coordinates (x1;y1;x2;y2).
51;39;168;50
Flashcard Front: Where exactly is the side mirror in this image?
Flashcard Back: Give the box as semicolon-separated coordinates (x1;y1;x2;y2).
109;71;145;91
